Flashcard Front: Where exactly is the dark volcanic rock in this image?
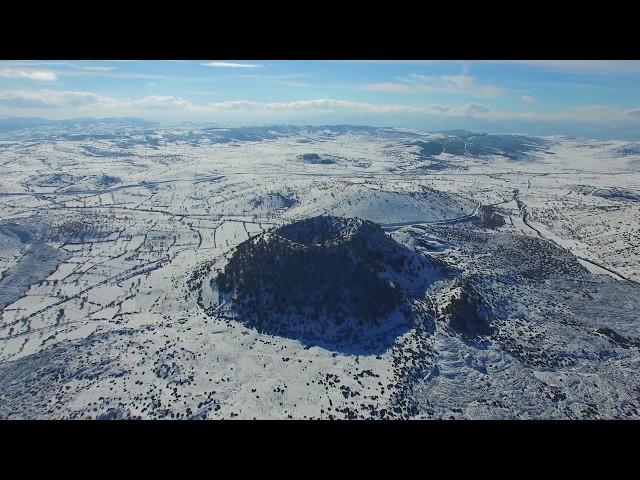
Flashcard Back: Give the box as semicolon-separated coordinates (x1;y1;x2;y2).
212;216;445;353
442;276;493;338
477;205;506;228
596;327;640;349
296;153;339;164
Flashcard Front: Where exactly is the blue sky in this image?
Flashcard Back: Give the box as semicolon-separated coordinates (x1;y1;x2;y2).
1;60;639;139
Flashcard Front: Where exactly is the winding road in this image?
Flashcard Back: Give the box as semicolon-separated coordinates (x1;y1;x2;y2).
382;202;481;231
513;188;639;285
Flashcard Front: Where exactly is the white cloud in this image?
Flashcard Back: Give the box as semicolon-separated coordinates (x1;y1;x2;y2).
1;90;639;134
365;83;413;94
205;99;367;112
1;68;57;81
458;103;491;115
0;90;125;109
201;61;262;69
365;74;503;98
134;96;197;110
0;64;188;82
507;60;640;76
476;105;640;124
202;99;492;117
80;66;116;72
0;91;201;113
557;105;620;122
521;95;536;103
0;93;485;117
405;74;503;97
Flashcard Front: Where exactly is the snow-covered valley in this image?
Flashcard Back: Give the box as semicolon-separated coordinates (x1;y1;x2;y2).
1;122;639;419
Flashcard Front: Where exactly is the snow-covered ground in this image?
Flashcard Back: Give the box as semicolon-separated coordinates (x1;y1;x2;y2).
1;123;639;419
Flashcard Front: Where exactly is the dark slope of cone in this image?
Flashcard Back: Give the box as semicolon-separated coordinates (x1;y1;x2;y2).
442;276;494;339
214;216;448;353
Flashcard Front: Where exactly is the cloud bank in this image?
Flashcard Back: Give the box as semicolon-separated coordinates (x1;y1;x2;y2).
366;74;503;98
1;89;639;139
1;69;58;82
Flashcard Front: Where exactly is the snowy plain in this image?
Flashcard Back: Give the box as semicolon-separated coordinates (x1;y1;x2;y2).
1;122;639;419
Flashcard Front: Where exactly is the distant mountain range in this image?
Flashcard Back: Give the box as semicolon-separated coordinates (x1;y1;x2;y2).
0;116;157;133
